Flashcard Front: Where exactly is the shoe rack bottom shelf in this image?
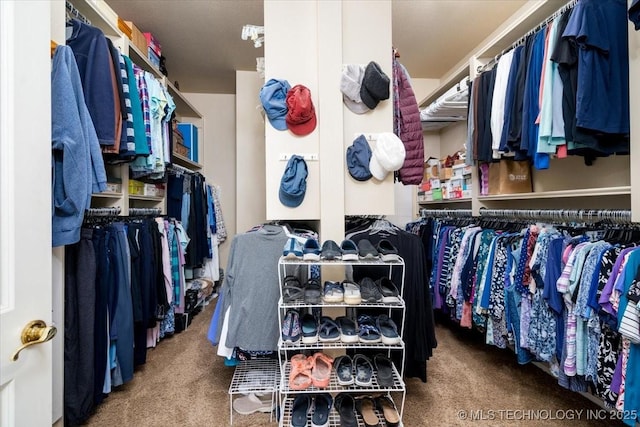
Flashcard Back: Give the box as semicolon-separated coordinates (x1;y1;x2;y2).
228;358;280;394
280;395;403;427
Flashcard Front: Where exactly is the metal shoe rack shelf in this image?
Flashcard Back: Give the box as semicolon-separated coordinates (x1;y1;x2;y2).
277;257;407;427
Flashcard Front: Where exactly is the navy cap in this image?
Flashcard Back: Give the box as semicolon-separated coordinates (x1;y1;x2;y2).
279;155;308;207
346;134;372;181
260;78;291;130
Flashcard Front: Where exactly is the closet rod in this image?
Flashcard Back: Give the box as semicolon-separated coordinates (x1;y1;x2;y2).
420;208;473;218
478;208;632;224
477;0;578;74
168;163;194;175
129;207;162;216
86;207;121;217
65;1;91;25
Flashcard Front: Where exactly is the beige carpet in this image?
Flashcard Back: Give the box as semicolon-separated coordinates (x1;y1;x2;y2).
86;299;624;427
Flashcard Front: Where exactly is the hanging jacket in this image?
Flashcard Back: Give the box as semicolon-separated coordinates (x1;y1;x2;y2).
393;58;424;185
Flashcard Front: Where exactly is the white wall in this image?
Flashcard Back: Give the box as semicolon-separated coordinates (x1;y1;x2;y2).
235;70;267;233
184;93;236;268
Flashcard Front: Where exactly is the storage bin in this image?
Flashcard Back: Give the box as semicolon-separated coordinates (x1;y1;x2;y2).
128;179;144;195
125;21;147;54
177;123;199;162
143;32;162;57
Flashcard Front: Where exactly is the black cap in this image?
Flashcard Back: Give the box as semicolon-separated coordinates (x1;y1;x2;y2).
360;61;390;109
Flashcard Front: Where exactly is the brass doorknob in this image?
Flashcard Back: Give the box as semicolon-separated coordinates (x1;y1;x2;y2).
10;320;57;362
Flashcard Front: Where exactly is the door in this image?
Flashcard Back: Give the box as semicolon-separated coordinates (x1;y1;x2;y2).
0;1;55;426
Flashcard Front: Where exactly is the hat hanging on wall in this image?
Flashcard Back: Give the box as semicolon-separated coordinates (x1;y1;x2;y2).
279;155;308;207
286;84;317;136
369;132;406;181
360;61;390;110
346;134;372;181
259;78;291;130
340;64;370;114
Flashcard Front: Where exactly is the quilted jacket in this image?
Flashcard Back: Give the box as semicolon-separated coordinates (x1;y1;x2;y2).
393;58;424;185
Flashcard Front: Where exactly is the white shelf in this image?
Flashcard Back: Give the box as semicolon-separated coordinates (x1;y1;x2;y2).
71;0;120;36
92;191;122;199
228;359;280;395
172;153;202;170
477;186;631;201
127;41;164;79
279;297;404;310
280;395;403;427
418;198;471;205
280;361;404;394
129;194;164;202
278;339;404;352
166;79;202;118
279;257;404;267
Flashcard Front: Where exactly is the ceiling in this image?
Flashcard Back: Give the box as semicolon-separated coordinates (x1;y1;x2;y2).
107;0;528;95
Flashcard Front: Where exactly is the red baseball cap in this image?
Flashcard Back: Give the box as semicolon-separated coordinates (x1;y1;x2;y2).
285;84;317;136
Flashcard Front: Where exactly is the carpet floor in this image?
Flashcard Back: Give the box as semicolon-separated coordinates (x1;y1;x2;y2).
86;299;624;427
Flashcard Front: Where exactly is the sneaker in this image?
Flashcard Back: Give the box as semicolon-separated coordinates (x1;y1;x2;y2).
320;240;342;260
357;239;379;259
303;238;321;261
375;277;401;303
357;314;381;343
283;237;304;259
340;239;359;261
359;277;383;303
342;280;362;305
301;313;318;344
282;309;301;343
376;239;400;262
322;281;344;303
376;314;401;345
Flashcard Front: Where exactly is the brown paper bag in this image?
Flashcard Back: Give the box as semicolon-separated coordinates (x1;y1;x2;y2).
498;160;532;194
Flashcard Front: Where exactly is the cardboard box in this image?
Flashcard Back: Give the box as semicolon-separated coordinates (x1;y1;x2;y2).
148;48;160;69
439;167;453;181
423;157;440;181
128;179;144;195
177;123;199;163
173;143;189;158
432;188;443;200
125;21;147;54
118;18;132;39
143;183;165;197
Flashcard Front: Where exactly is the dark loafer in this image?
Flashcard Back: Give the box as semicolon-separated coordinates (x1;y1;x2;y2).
375;277;401;303
320;239;342;260
357;239;379;259
359;277;383;303
376;238;400;261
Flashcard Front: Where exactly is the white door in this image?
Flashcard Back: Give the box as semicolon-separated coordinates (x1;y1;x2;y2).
0;1;55;426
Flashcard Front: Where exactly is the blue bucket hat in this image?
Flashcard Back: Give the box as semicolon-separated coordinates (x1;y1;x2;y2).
346;134;372;181
279;155;308;207
260;78;291;130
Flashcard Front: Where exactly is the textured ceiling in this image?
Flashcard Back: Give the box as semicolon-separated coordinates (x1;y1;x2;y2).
108;0;528;94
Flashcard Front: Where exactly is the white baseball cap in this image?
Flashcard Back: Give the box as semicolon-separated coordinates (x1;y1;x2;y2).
369;132;406;181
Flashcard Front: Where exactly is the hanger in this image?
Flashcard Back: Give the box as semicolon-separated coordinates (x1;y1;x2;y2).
369;218;397;235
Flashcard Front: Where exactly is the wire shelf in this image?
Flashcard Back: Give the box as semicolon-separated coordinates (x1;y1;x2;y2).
279;297;405;309
280;361;404;394
228;359;280;395
278;339;404;351
279;257;405;267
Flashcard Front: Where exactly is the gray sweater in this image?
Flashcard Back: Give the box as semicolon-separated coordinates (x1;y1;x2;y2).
219;225;289;351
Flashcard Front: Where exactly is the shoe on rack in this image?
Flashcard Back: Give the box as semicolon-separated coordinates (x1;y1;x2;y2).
311;393;333;427
301;313;319;344
334;393;358;427
336;316;358;343
353;354;374;387
373;353;395;387
376;314;401;345
355;396;379;427
333;355;354;386
342;280;362;305
282;275;304;303
289;360;313;391
359;277;383;303
320;240;342;260
283;237;304;259
375;396;400;427
357;314;381;343
310;352;334;388
375;277;401;303
322;281;344;303
232;393;274;415
303;238;322;261
318;317;341;342
304;279;323;304
357;239;379;259
376;239;401;262
282;309;301;344
291;394;312;427
340;239;359;261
